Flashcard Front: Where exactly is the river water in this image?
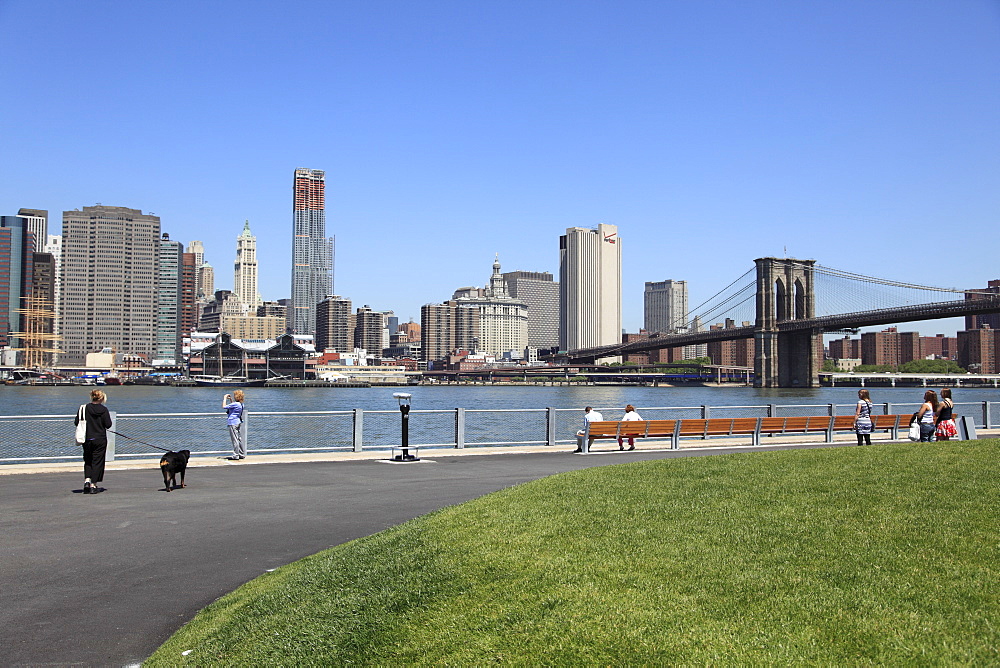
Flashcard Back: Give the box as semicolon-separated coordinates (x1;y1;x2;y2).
1;383;997;416
4;384;996;463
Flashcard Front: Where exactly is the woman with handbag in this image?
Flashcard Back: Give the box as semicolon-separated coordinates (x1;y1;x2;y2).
75;389;113;494
854;389;875;446
935;388;958;441
915;390;938;442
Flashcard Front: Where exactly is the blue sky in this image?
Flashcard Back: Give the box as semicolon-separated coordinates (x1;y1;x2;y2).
1;0;998;336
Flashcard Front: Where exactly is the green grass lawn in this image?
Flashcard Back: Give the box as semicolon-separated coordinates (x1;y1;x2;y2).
146;442;999;665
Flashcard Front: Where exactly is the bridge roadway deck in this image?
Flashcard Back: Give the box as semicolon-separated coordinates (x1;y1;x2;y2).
2;432;995;666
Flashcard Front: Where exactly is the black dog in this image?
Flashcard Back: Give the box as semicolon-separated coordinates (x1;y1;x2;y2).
159;450;190;492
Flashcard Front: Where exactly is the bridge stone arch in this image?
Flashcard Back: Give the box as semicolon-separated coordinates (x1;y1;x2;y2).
754;258;820;387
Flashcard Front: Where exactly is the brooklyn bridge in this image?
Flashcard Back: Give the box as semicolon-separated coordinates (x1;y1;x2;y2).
557;258;1000;388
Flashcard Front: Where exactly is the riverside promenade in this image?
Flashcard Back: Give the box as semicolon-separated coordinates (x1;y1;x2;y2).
1;433;989;666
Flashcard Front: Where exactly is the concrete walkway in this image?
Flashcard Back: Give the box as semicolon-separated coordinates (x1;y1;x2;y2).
0;435;980;666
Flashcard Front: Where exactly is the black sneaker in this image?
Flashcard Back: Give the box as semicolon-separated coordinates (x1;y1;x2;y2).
83;481;92;495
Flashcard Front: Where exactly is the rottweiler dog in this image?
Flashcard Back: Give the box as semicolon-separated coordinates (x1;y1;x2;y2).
159;450;191;492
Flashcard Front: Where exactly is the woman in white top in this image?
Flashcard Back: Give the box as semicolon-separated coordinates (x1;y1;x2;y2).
618;404;643;451
915;390;938;442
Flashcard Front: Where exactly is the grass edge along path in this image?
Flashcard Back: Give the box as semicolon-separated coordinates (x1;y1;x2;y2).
146;442;1000;665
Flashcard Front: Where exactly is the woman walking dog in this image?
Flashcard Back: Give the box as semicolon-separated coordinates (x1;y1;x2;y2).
76;389;113;494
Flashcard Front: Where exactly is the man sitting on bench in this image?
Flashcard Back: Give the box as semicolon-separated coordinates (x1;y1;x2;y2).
574;406;603;453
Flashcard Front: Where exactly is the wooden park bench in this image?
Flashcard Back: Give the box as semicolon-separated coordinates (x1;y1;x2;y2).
579;413;919;453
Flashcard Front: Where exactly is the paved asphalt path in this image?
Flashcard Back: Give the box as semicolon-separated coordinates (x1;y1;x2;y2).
1;444;831;667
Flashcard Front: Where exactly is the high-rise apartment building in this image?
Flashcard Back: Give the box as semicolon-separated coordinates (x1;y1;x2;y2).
644;279;688;334
965;280;1000;331
421;300;480;367
233;220;261;313
156;234;183;363
291;168;334;335
958;327;998;373
60;205;160;365
315;295;352;352
0;216;36;352
502;270;559;349
180;252;198;337
354;306;388;356
17;209;47;253
559;224;621;354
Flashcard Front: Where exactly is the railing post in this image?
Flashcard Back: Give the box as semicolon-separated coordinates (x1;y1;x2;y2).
106;411;116;462
701;405;709;419
455;408;465;449
546;407;556;446
768;404;776;417
828;403;834;416
883;402;889;416
352;409;363;452
984;401;992;430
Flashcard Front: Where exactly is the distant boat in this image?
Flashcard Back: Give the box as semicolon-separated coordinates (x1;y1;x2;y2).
191;375;268;387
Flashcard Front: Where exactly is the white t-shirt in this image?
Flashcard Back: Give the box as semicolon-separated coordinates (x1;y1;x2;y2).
621;410;643;421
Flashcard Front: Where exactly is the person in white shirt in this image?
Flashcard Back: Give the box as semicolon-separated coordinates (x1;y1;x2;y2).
574;406;603;453
618;404;643;451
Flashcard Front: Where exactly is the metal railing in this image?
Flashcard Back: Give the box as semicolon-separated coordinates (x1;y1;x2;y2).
2;401;994;464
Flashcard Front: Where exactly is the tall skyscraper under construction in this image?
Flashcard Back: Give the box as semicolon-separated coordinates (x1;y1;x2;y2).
290;168;334;335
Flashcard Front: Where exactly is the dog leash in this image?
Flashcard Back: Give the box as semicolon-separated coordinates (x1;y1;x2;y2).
108;430;172;453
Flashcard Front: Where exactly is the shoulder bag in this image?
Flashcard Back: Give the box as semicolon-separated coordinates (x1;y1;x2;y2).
75;405;87;445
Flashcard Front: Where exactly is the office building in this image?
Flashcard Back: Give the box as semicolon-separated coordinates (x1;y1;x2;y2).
155;233;183;363
0;216;36;353
43;235;62;343
421;300;480;367
187;240;205;297
316;295;352;352
398;320;421;342
559;224;621;355
24;251;56;367
60;205;160;365
644;280;688;334
291;168;334;335
233;220;261;314
503;270;559;348
17;209;47;253
198;263;214;302
455;257;528;356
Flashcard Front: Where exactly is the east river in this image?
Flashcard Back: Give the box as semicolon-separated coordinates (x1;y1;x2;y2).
2;383;998;416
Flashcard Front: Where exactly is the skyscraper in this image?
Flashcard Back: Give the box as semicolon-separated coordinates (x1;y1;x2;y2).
187;239;205;298
60;205;160;365
0;216;36;352
559;224;621;353
644;280;688;334
17;209;47;253
291;168;334;335
421;300;480;367
156;233;182;363
503;270;559;349
233;220;261;313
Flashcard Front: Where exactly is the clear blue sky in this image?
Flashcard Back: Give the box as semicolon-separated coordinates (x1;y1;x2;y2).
2;0;998;336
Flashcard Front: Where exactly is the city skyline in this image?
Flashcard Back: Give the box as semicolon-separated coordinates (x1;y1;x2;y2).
1;1;997;335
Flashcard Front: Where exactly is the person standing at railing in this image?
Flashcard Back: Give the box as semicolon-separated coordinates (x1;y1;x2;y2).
223;390;246;460
617;404;643;451
935;388;957;441
916;390;938;442
574;406;603;453
76;389;112;494
854;389;875;446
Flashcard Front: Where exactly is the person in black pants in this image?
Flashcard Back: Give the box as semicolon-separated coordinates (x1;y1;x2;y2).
75;389;113;494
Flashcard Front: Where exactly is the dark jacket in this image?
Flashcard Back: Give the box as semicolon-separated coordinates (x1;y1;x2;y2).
75;403;112;441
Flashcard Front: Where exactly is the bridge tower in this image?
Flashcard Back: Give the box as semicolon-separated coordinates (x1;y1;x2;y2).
754;257;821;388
